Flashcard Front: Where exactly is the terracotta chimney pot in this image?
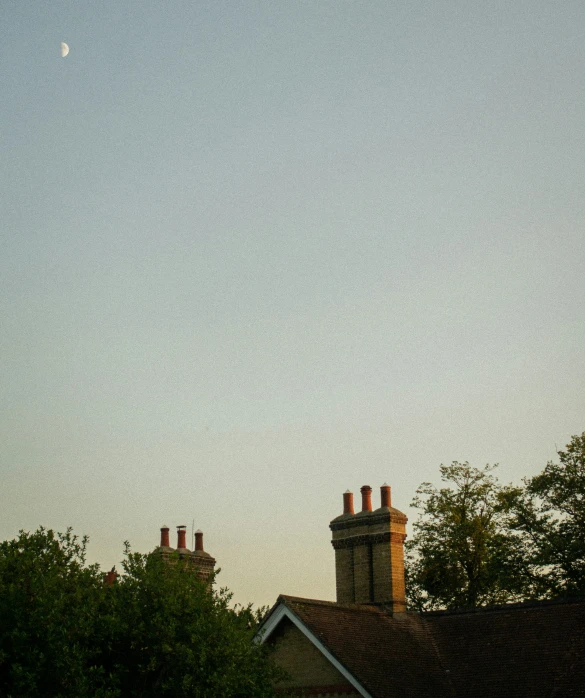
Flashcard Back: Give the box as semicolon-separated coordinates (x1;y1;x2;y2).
195;529;204;551
160;525;170;548
177;525;188;550
360;485;373;512
343;490;354;515
380;483;391;508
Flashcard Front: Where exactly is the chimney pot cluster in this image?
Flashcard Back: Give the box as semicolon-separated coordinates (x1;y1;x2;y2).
158;525;207;553
156;525;215;584
341;485;391;514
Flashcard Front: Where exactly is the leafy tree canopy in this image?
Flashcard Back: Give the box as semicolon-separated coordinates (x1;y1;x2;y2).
406;462;534;611
0;527;108;697
0;528;283;698
507;432;585;598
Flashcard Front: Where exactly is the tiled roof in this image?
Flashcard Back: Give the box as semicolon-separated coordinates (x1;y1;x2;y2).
265;595;585;698
275;596;451;698
427;597;585;698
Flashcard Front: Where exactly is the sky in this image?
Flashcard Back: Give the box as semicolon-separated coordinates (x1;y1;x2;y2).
1;0;584;608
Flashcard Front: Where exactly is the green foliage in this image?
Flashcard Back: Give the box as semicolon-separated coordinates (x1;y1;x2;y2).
405;462;534;611
0;528;282;698
112;546;282;698
0;527;113;697
507;432;585;598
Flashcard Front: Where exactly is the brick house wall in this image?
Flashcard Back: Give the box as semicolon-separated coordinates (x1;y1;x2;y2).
267;617;360;697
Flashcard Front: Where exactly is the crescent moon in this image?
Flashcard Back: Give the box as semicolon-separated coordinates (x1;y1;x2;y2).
60;42;69;58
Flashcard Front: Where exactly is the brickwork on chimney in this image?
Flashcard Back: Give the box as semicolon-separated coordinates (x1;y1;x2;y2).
190;549;216;583
330;485;407;611
333;546;354;604
353;536;373;604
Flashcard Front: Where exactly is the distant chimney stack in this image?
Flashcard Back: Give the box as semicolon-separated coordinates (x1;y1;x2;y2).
343;490;354;515
360;485;373;512
154;524;216;585
380;484;391;508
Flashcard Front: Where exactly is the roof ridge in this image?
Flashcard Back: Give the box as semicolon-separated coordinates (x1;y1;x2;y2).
281;595;390;614
423;596;585;617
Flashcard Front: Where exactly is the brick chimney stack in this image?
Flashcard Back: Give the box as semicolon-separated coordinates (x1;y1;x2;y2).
330;483;407;612
153;524;216;584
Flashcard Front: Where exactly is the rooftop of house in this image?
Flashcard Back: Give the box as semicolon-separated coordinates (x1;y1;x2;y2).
260;594;585;698
259;484;585;698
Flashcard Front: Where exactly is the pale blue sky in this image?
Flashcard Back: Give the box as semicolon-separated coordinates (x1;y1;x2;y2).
1;1;584;607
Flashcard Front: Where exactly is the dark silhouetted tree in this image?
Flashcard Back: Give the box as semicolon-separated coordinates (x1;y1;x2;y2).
0;527;283;698
506;432;585;598
406;462;535;611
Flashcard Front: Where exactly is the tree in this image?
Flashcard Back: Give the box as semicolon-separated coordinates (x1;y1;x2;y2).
0;527;283;698
111;546;283;698
507;432;585;598
405;462;534;611
0;527;113;697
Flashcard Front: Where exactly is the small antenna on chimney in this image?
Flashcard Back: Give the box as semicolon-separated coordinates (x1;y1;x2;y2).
192;519;195;550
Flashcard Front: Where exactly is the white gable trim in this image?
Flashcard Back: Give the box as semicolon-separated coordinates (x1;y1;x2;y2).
257;603;373;698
